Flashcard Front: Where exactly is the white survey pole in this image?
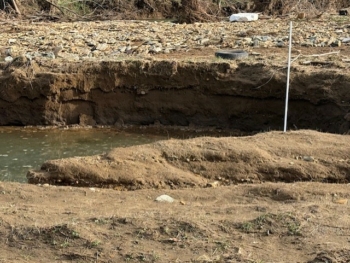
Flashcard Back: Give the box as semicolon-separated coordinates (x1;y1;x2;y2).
283;21;293;132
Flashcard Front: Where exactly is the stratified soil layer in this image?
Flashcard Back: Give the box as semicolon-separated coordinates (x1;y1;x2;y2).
1;19;350;133
0;58;349;133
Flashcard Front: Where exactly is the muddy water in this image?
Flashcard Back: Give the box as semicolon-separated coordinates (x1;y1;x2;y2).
0;127;168;183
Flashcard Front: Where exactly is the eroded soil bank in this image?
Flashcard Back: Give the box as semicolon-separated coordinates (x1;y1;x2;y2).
0;59;349;133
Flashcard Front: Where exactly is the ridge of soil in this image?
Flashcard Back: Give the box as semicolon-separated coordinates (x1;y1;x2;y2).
27;130;350;188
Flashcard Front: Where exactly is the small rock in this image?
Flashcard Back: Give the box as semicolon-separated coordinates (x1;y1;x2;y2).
302;156;315;162
331;40;342;47
119;46;127;52
207;181;219;188
300;61;312;65
334;199;348;204
342;37;350;43
4;56;13;62
96;43;109;51
301;41;314;47
326;37;335;46
155;194;174;203
253;39;260;47
276;41;285;47
199;38;210;45
150;46;162;53
107;38;116;44
42;52;56;59
42;183;50;187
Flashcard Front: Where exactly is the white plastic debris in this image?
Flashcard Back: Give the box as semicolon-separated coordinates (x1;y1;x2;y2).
230;13;259;22
155;194;174;203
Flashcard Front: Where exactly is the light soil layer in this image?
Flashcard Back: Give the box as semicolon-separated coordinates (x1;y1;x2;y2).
0;57;349;133
27;130;350;188
0;181;349;263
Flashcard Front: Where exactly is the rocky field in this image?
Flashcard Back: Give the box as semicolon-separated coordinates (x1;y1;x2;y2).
1;15;350;61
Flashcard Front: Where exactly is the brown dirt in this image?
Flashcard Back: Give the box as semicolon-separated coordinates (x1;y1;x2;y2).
0;12;349;263
1;165;350;262
0;47;350;133
27;130;350;188
0;131;342;262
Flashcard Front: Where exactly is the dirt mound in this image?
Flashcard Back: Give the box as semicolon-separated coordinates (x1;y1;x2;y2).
27;130;350;188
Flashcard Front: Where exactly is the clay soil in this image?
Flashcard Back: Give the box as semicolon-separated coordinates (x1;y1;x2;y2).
0;12;350;263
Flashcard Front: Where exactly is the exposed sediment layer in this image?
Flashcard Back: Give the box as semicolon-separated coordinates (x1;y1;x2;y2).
0;59;349;133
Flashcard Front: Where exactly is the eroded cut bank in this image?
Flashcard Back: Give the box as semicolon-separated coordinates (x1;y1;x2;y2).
0;59;349;133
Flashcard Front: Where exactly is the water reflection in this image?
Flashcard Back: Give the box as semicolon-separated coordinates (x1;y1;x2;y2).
0;127;167;182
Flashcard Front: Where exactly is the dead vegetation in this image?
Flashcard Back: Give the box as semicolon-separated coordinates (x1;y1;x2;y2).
251;0;340;15
1;0;350;22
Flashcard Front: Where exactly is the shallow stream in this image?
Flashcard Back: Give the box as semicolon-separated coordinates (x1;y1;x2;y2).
0;127;168;182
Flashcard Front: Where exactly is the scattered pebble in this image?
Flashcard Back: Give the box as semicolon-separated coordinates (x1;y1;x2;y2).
206;181;220;188
155;194;174;203
334;199;348;204
1;20;349;62
302;156;315;162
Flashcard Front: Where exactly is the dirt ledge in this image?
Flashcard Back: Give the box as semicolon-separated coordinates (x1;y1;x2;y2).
27;130;350;188
0;59;349;133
